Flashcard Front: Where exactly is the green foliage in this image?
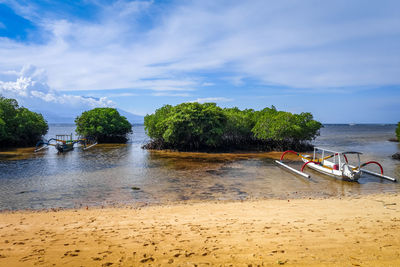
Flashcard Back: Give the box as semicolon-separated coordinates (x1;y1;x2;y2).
396;122;400;141
15;108;49;144
75;108;132;143
223;107;255;143
0;117;6;143
252;107;322;142
0;96;48;147
144;102;322;151
145;102;226;150
144;104;173;141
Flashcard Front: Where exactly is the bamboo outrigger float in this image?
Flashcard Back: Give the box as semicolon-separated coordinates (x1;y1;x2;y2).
275;147;397;182
34;134;97;153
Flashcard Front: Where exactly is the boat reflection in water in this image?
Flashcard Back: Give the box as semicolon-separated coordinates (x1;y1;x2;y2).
0;124;399;210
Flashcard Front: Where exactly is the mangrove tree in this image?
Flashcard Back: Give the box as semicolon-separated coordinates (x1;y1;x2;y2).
75;108;132;143
0;96;48;147
143;102;322;151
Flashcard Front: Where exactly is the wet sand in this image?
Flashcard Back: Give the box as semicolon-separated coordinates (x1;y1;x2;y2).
0;194;399;266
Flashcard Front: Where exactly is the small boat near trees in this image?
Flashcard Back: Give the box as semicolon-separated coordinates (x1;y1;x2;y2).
34;134;97;153
276;147;396;182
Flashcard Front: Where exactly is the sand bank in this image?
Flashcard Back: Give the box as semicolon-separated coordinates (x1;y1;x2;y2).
1;194;399;266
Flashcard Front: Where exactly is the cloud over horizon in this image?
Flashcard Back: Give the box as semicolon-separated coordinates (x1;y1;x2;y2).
0;65;114;117
1;0;399;122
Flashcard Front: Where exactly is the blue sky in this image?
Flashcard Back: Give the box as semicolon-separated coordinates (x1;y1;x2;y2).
0;0;399;123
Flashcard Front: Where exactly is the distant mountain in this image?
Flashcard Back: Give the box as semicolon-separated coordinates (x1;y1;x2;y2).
117;109;144;124
33;108;144;124
31;109;77;124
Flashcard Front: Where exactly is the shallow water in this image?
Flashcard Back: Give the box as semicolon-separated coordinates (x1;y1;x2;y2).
0;124;399;210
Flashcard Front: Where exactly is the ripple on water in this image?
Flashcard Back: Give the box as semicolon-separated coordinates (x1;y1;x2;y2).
0;124;399;210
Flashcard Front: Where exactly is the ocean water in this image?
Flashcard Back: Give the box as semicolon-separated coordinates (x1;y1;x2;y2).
0;124;399;210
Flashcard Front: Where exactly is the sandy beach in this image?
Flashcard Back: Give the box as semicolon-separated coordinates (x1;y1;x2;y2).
0;194;399;266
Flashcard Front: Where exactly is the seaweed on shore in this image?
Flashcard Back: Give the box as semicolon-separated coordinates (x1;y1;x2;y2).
142;138;314;152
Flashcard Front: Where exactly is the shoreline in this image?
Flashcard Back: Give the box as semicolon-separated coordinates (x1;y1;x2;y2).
0;191;397;214
1;193;399;266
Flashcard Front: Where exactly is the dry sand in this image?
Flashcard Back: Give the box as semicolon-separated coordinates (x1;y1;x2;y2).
0;194;400;266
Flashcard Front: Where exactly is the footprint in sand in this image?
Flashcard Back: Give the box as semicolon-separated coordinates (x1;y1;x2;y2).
64;250;80;257
19;255;33;262
98;250;113;255
140;257;154;263
185;252;195;257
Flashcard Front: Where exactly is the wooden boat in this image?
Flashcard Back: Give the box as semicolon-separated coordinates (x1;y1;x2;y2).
55;142;74;153
275;147;396;182
35;134;97;153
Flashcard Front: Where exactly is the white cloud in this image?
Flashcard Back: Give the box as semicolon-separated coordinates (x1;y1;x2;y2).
223;76;245;87
201;82;215;87
0;0;399;93
125;79;197;92
0;65;114;112
102;92;138;97
152;92;191;97
191;97;233;103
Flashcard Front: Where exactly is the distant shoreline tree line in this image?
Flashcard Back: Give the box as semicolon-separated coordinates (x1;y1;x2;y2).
392;122;400;160
143;102;323;152
396;122;400;141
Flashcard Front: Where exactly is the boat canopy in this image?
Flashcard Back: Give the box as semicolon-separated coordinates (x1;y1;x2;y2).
342;151;363;155
314;147;362;155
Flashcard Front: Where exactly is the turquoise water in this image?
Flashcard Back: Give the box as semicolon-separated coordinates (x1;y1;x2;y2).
0;124;399;210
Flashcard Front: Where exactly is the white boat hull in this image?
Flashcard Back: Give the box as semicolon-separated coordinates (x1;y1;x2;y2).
302;158;361;181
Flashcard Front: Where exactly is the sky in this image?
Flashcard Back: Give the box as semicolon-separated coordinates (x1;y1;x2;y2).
0;0;399;123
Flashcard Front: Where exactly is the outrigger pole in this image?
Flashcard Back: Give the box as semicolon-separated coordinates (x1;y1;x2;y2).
34;144;49;152
34;135;97;153
361;169;397;182
275;160;310;178
83;142;98;150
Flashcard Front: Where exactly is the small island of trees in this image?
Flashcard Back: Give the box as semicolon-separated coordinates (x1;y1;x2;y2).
143;102;322;152
0;96;48;147
75;108;132;143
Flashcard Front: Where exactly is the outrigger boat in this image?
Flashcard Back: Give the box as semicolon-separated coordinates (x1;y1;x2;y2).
34;134;97;153
275;147;396;182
